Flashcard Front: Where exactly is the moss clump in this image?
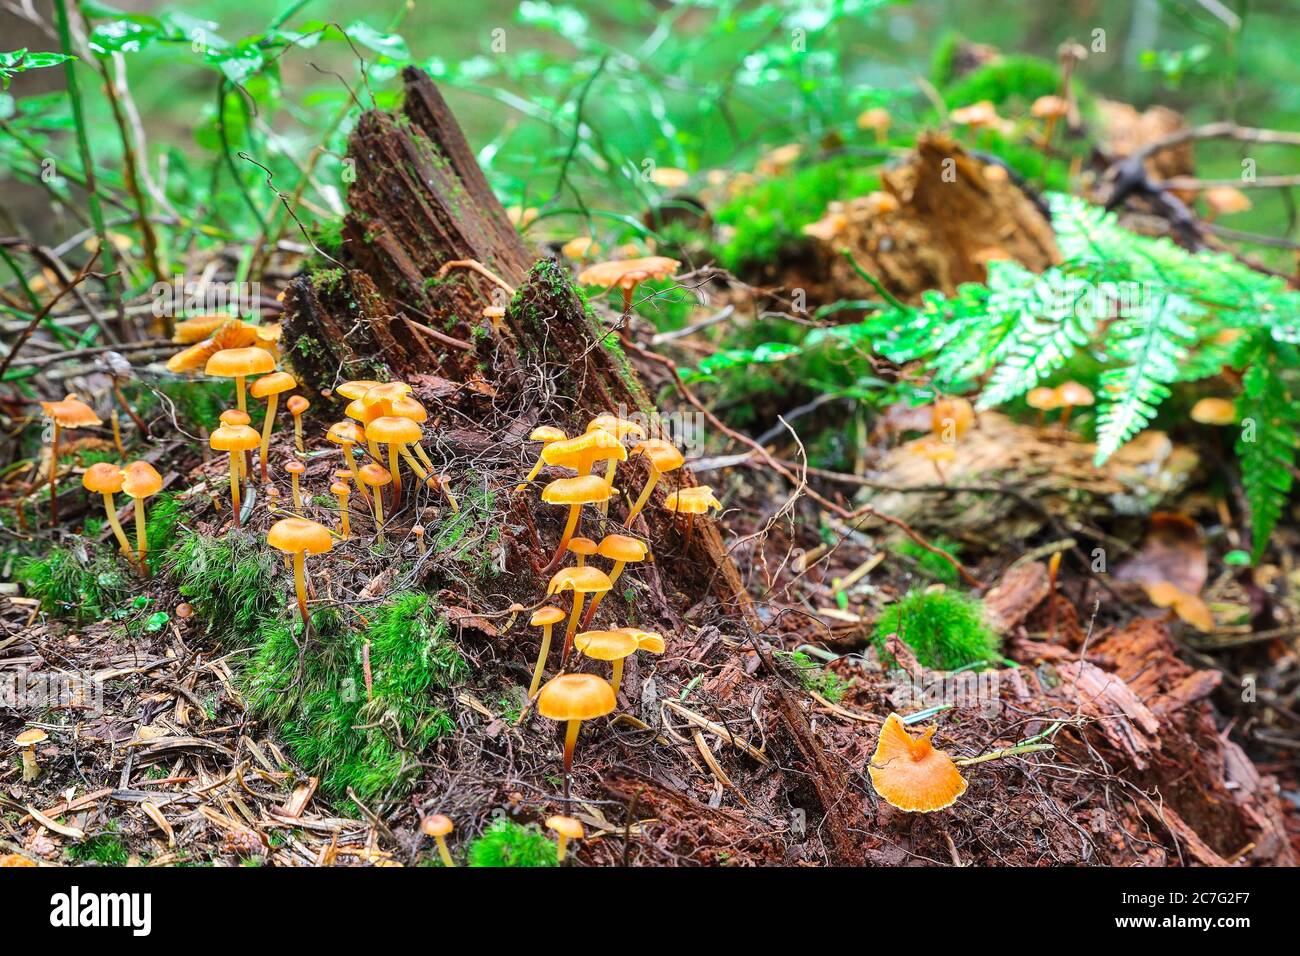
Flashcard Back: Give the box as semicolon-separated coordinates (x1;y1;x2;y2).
874;589;999;670
714;157;881;272
940;54;1063;110
144;492;183;573
137;379;233;434
65;826;130;866
778;650;846;702
891;535;962;586
165;531;281;643
17;543;130;623
467;818;557;867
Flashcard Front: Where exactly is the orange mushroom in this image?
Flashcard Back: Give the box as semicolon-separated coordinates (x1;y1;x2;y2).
869;713;968;812
547;564;613;664
1190;397;1236;426
82;462;130;555
546;815;584;863
663;485;722;552
528;605;567;698
267;517;333;636
567;537;598;566
574;629;638;696
580;533;649;628
122;461;163;576
857;106;892;144
210;422;261;528
587;414;646;512
542;429;627;479
39;394;101;527
1053;381;1094;427
911;437;956;483
287;396;310;453
624;438;684;527
284;460;306;511
536;673;616;794
365;415;426;506
205;347;275;413
356;463;392;546
420;814;456;867
330;480;351;540
930;396;974;441
576;256;680;313
249;370;297;483
541;474;614;571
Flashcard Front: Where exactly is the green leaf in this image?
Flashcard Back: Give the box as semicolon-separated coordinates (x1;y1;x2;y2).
0;49;75;88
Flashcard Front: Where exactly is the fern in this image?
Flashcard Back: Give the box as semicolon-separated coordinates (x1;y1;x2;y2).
1235;335;1300;559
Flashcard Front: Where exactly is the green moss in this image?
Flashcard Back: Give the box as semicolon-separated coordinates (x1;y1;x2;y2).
139;379;233;433
891;535;962;586
940;54;1062;109
17;543;130;623
466;818;557;867
874;589;999;670
65;824;130;866
165;531;281;644
714;157;880;272
778;650;846;702
144;492;183;573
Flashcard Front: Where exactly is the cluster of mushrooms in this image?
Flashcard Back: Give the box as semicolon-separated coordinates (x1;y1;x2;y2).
417;812;585;867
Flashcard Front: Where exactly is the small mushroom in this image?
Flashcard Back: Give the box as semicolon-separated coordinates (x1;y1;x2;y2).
911;437;956;483
561;237;599;261
39;394;102;528
869;713;968;812
547;564;614;664
624;438;684;527
1190;397;1236;426
567;537;598;567
518;426;567;491
210;423;260;528
541;474;614;571
15;728;47;783
219;408;254;482
574;629;638;697
546;815;584;863
949;100;1000;130
205;346;275;413
283;460;305;512
122;461;163;576
420;813;455;867
930;396;974;442
1052;381;1094;427
614;627;666;656
267;517;334;635
82;462;130;555
580;533;649;628
537;673;616;795
662;485;722;552
1030;94;1069;149
412;524;426;555
1203;186;1251;221
249;370;297;483
330;481;351;540
542;428;627;479
576;256;681;314
857;106;892;144
587;414;647;513
326;421;368;499
287;396;310;453
356;463;392;546
528;605;567;698
1025;386;1060;425
365;415;426;506
426;472;459;513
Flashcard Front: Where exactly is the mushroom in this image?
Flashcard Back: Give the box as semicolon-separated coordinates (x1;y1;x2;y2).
15;728;47;783
624;438;685;527
911;437;956;483
546;815;584;863
567;537;598;566
384;395;437;472
166;318;262;374
39;394;102;527
857;106;892;144
344;399;385;459
542;428;627;479
267;517;333;635
561;236;599;261
528;605;567;698
615;627;666;656
536;673;616;795
335;379;382;402
949;100;1000;130
356;463;392;546
82;462;131;555
1142;581;1215;633
326;422;368;500
285;460;306;512
210;422;260;529
426;472;459;513
576;256;681;314
518;426;567;492
420;813;455;867
1026;386;1060;425
204;346;275;413
1203;186;1251;221
930;396;974;442
1190;397;1236;426
249;370;297;483
219;408;254;482
547;564;614;664
1030;94;1069;148
580;533;649;628
1052;381;1094;427
287;396;310;453
541;474;614;571
868;712;968;812
587;414;647;512
364;415;426;506
122;461;163;576
574;629;638;696
327;482;349;540
662;485;722;552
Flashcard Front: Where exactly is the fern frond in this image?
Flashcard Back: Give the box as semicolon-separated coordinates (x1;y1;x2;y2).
1235;337;1300;559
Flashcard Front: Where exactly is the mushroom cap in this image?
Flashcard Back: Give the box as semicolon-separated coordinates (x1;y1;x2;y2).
173;313;234;343
82;462;124;494
547;565;613;596
40;395;102;429
576;256;680;292
531;605;567;627
121;461;163;498
1054;381;1094;407
930;397;975;439
631;438;685;473
1172;592;1214;633
1030;94;1068;118
575;629;638;662
15;728;48;746
167;320;261;372
536;673;616;722
597;533;648;563
868;713;968;812
220;409;252;426
614;627;665;654
663;486;722;514
567;537;599;557
1190;397;1236;425
249;370;297;399
336;380;382;401
543;430;627;470
856;106;892;131
542;474;613;507
650;166;690;189
546;815;585;840
356;463;392;488
1025;386;1060;411
420;813;454;838
949;100;999;127
365;415;423;445
284;461;305;476
361;382;412;408
389;396;427;423
267;517;334;555
326;421;365;446
344;399;382;424
205;346;275;378
1204;186;1252;216
561;236;599;260
912;438;957;464
586;414;647;441
329;481;350;498
530;425;567;444
210;423;262;453
286;396;310;415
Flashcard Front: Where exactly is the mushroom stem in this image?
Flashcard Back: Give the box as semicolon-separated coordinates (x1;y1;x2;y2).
683;514;696;554
547;505;582;572
133;496;149;577
561;592;586;665
623;468;661;528
413;442;435;474
289;470;302;512
598;458;618;514
293;413;304;453
517;453;547;492
342;444;370;505
529;623;554;698
20;746;39;783
555;833;570;863
398;444;427;480
387;443;402;509
366;435;382;461
48;422;60;528
111;411;126;457
337;496;350;540
434;834;455;867
371;486;386;547
291;550;310;636
563;718;582;777
101;492;131;555
258;393;279;483
580;559;626;629
235;375;247;412
1059;404;1074;428
610;658;625;697
228;450;242;529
